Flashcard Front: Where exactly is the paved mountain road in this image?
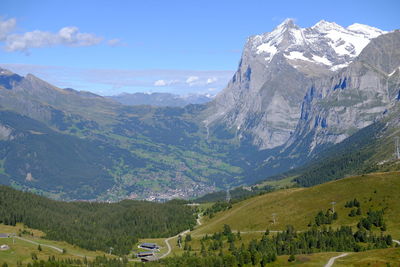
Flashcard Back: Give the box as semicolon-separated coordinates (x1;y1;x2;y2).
324;253;349;267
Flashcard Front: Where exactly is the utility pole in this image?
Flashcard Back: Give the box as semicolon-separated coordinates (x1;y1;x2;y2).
226;188;231;203
272;213;277;224
331;201;336;213
395;137;400;160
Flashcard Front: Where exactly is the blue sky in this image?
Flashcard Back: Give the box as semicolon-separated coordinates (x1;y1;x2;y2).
0;0;399;95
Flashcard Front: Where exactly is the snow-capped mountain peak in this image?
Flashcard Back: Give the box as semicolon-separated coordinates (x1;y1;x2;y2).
347;23;386;38
248;19;387;72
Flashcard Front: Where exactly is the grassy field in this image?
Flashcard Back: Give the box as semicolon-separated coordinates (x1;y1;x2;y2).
0;224;113;267
193;172;400;238
334;247;400;266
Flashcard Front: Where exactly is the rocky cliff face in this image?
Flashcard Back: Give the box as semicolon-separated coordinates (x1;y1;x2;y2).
286;31;400;154
205;19;386;149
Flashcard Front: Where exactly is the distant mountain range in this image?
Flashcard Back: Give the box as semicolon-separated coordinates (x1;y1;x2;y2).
107;92;213;107
0;20;399;201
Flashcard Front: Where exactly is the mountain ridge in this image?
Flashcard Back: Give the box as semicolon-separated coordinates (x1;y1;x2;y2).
107;92;213;107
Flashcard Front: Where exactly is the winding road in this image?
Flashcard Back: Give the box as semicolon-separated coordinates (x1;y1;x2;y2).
159;213;203;259
158;229;190;259
324;253;349;267
15;236;63;253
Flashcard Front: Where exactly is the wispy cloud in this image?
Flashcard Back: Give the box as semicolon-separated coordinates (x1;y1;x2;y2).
5;27;103;53
186;76;199;86
206;77;217;84
0;63;234;95
0;17;16;41
0;17;122;53
154;79;179;86
107;38;127;47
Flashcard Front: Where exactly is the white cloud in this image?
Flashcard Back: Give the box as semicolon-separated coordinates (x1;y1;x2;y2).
0;18;16;41
107;38;125;47
154;79;179;86
206;77;217;84
154;79;167;86
4;26;103;52
186;76;199;85
0;17;112;53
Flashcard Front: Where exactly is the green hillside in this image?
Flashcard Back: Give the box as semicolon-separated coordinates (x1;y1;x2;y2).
193;172;400;239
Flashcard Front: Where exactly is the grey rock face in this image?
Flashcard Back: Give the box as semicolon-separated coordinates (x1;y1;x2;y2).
205;19;386;149
287;31;400;153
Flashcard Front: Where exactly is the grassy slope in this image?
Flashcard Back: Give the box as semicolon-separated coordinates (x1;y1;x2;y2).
0;224;112;267
193;172;400;239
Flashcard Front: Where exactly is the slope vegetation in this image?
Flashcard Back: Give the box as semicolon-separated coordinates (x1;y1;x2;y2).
194;172;400;239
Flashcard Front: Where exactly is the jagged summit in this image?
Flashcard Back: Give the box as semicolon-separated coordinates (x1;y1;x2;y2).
312;20;342;31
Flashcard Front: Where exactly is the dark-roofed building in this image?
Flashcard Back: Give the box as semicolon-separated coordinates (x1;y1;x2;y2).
139;242;159;250
137;251;154;258
0;233;9;238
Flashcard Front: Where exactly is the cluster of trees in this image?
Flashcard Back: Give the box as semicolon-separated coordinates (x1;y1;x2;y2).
313;209;338;226
0;185;196;255
203;202;232;218
358;210;386;231
157;222;393;267
345;198;360;208
345;198;362;217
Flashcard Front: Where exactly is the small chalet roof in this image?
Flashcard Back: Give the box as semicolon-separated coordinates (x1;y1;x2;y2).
0;233;9;238
140;243;159;248
137;251;154;256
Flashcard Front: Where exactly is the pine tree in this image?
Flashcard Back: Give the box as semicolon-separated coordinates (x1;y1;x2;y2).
356;207;362;215
223;224;232;236
201;242;207;257
288;254;295;262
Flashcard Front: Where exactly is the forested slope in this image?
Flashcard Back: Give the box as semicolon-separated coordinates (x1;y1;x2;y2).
0;186;196;255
